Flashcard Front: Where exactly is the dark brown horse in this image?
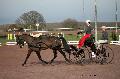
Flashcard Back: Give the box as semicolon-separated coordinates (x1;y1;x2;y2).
16;34;70;66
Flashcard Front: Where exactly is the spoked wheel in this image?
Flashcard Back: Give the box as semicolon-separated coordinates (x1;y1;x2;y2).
95;49;104;63
69;49;85;64
96;44;114;64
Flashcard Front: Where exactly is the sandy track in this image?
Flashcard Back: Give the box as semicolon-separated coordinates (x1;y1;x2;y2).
0;45;120;79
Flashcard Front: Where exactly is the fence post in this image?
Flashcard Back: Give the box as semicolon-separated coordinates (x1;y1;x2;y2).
8;33;13;40
119;35;120;41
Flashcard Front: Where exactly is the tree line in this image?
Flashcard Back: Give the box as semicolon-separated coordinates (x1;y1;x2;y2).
15;10;79;30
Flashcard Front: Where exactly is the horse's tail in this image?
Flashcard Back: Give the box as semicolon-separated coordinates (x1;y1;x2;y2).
59;37;71;53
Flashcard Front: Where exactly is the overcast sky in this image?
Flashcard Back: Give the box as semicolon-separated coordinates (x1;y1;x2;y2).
0;0;120;24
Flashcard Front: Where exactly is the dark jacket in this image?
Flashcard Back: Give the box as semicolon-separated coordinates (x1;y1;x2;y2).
101;31;108;40
85;25;93;34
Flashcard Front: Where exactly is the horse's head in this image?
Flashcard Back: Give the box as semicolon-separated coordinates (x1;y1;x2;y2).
16;35;25;48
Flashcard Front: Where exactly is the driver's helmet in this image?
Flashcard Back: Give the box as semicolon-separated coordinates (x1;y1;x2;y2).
86;20;91;24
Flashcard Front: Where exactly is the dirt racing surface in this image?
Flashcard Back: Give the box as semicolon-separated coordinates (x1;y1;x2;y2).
0;45;120;79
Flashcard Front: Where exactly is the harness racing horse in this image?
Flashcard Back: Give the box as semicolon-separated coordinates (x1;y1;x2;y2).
16;34;70;66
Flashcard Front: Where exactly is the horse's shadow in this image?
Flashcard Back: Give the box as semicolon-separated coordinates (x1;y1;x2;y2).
26;59;93;66
25;60;70;67
22;59;109;67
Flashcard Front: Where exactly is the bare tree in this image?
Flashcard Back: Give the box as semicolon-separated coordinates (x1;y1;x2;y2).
62;18;79;29
15;11;46;30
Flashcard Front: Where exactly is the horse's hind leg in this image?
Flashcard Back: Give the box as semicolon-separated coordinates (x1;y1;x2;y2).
36;51;48;64
22;49;32;66
49;50;57;64
58;49;70;63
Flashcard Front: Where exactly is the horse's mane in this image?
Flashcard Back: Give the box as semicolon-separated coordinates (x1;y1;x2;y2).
22;33;59;41
22;34;35;38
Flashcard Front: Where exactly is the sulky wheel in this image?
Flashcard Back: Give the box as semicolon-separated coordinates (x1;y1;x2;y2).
96;44;114;64
69;49;85;64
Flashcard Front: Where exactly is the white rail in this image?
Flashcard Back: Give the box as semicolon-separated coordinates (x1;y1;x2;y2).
110;41;120;45
0;43;1;46
67;41;79;45
1;40;120;46
6;42;17;45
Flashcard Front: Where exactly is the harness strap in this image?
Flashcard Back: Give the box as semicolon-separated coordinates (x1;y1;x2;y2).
28;41;50;49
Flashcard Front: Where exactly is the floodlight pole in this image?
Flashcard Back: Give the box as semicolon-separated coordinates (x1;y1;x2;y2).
83;0;85;31
94;0;98;42
115;0;118;34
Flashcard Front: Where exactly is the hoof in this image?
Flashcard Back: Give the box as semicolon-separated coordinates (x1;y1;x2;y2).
48;61;53;64
67;60;71;63
43;61;48;64
49;62;52;64
22;64;24;66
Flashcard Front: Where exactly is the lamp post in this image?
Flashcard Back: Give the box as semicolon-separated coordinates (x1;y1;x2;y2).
29;25;32;30
36;23;39;31
83;0;85;31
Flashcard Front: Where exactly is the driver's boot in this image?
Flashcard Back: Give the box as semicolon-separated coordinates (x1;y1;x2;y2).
92;52;96;58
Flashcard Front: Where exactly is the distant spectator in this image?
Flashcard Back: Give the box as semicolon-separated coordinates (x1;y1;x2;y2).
101;26;108;40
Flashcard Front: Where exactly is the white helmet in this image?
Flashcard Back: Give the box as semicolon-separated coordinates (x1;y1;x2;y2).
86;20;91;24
101;26;107;29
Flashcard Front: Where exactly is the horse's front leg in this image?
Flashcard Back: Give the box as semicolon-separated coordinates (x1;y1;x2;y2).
36;51;48;64
22;49;32;66
49;50;57;64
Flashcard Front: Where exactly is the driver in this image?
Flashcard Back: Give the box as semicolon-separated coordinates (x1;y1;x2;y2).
77;20;96;58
